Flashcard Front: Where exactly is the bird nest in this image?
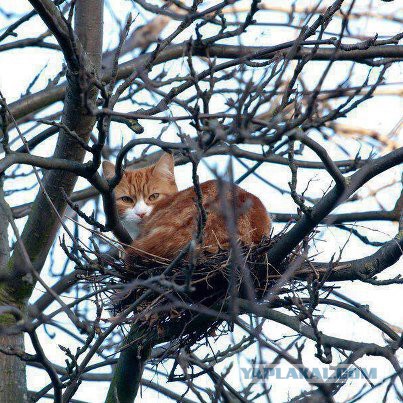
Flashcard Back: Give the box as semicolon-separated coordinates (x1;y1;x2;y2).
77;226;302;347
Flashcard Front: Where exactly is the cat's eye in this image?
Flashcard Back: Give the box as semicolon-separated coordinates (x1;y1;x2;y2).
149;193;159;201
120;196;134;203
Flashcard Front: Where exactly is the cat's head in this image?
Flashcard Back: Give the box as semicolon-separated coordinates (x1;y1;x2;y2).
102;153;178;224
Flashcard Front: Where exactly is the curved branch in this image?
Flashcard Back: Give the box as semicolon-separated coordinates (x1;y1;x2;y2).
266;147;403;266
0;152;87;176
306;232;403;282
272;209;401;224
7;43;403;123
27;0;80;69
238;299;392;351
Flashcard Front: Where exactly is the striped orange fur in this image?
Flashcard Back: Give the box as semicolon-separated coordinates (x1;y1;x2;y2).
103;154;271;261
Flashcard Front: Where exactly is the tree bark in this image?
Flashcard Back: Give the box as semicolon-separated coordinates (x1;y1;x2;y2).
9;0;104;301
105;326;152;403
105;315;214;402
1;1;103;401
0;333;27;403
0;177;27;402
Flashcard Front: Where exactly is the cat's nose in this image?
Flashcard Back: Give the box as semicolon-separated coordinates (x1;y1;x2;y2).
137;212;146;219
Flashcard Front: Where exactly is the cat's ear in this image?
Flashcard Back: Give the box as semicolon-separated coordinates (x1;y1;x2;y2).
153;153;175;179
102;160;115;180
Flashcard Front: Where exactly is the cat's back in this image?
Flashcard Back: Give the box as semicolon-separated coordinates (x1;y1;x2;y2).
129;180;270;259
145;179;263;219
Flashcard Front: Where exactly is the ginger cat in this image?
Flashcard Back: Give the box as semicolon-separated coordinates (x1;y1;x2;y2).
102;154;271;260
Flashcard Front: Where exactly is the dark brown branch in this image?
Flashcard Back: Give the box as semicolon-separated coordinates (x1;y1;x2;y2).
266;147;403;266
6;43;402;124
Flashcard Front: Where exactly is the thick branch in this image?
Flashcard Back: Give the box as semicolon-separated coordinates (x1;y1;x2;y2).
0;177;27;402
7;43;403;123
272;209;401;224
305;233;403;282
266;148;403;266
105;326;152;403
9;0;104;301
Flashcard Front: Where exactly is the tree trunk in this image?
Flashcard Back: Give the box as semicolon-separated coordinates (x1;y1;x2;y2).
105;326;152;403
1;1;104;401
0;177;27;402
0;333;27;403
10;0;104;292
